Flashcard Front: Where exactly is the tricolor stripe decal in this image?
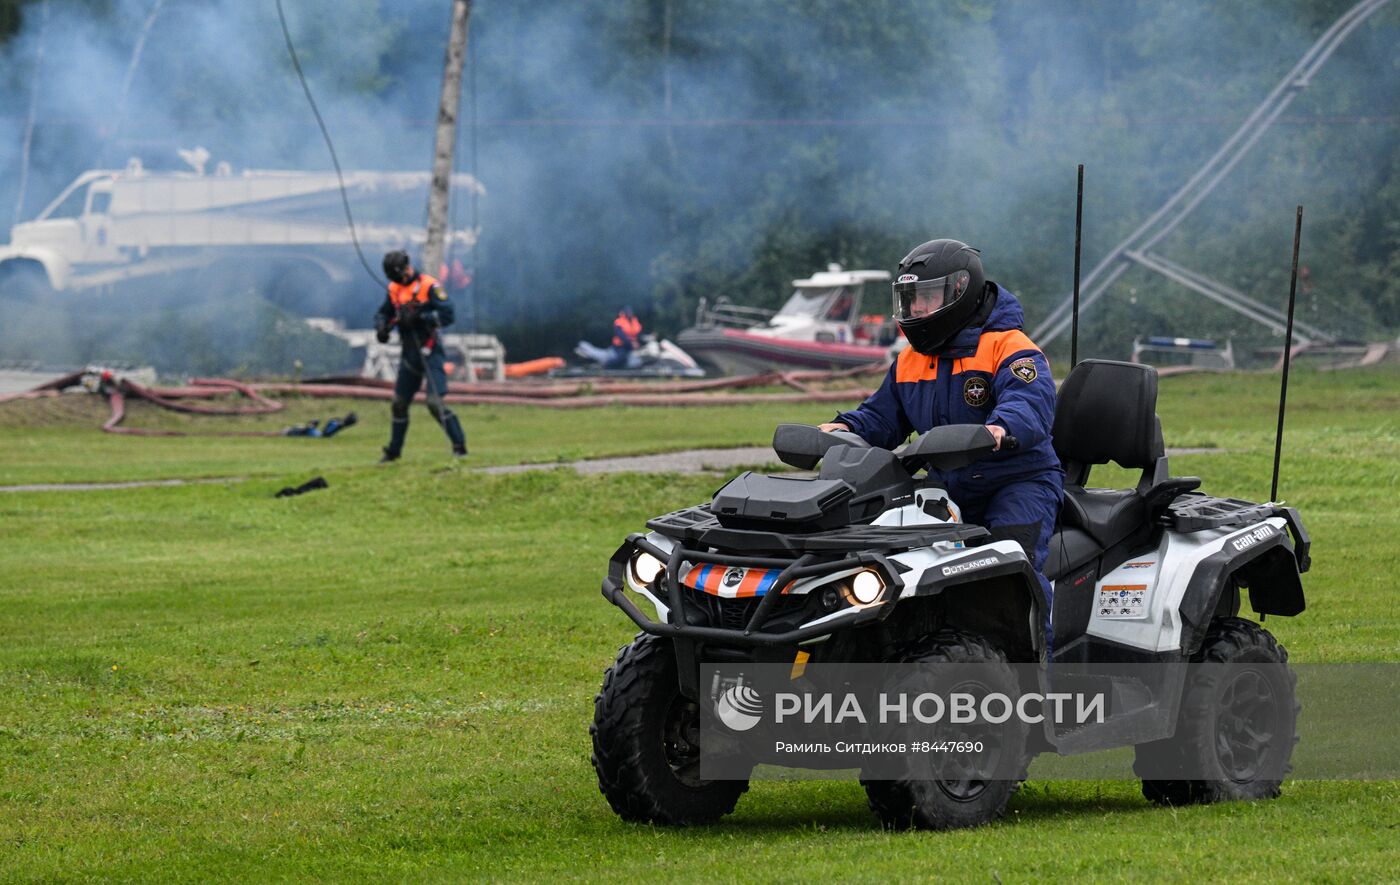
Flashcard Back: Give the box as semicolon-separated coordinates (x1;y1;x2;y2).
681;564;786;598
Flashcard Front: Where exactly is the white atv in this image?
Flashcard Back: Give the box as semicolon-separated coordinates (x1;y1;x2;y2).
591;359;1309;830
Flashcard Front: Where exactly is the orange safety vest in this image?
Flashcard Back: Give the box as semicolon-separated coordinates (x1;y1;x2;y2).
612;312;642;348
388;273;441;308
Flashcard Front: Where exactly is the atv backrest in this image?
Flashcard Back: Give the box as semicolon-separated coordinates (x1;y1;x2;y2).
1052;359;1164;487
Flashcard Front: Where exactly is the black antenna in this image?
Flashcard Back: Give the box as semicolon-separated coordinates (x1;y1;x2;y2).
1271;205;1303;503
1071;164;1084;368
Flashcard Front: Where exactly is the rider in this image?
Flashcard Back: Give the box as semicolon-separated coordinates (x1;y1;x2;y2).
819;239;1063;627
374;250;468;462
608;306;643;369
574;305;644;369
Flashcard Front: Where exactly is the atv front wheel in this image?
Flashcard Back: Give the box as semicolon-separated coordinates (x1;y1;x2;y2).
590;633;748;825
1135;617;1299;806
860;630;1029;831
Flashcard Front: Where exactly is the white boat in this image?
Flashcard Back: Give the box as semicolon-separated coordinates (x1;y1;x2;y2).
678;264;899;374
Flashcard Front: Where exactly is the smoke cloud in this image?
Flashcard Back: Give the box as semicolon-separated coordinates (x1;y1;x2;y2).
0;0;1395;372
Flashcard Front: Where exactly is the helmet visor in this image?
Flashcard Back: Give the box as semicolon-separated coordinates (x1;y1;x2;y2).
892;271;971;321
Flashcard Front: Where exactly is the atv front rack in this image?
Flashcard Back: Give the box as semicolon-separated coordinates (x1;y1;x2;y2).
604;530;914;647
646;504;989;555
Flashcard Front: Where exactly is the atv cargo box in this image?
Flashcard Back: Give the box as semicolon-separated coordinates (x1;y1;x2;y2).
710;444;913;532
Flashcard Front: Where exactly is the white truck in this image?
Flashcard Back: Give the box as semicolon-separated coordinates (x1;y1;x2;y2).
0;155;483;316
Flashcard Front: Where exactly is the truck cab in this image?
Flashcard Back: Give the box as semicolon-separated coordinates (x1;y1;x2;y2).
0;156;483;318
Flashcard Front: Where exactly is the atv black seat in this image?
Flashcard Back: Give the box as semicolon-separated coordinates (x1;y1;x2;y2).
1052;360;1200;550
1043;527;1101;581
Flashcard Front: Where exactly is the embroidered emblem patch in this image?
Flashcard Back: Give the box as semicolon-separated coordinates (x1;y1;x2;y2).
1009;357;1038;383
963;375;990;407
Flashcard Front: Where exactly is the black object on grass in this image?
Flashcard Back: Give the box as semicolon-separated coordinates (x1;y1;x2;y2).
275;476;329;498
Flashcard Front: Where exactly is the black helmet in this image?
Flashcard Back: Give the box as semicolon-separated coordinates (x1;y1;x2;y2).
382;250;414;285
892;239;987;355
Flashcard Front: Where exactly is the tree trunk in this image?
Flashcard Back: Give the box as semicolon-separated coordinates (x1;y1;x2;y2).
423;0;473;277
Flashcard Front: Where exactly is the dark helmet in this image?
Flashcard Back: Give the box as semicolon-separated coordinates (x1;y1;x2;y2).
891;239;987;355
382;250;414;285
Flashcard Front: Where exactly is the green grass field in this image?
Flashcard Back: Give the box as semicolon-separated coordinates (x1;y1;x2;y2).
1;367;1397;881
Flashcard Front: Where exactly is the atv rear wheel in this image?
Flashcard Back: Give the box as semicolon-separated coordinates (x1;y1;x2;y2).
590;633;747;825
860;630;1029;831
1136;617;1298;806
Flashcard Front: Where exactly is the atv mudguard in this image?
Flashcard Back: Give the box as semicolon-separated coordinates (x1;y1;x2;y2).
1176;515;1307;657
908;542;1049;663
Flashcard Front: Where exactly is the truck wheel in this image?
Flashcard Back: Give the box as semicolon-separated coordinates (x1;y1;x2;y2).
0;261;53;301
1135;617;1298;806
590;634;747;825
860;630;1028;831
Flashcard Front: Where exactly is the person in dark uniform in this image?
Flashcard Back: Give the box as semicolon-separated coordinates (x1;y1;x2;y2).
374;250;468;462
608;306;643;369
820;239;1063;635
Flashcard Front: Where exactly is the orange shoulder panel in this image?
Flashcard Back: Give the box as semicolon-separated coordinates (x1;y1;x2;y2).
895;348;938;382
958;329;1040;373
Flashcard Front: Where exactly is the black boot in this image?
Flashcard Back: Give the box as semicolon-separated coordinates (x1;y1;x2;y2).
378;447;400;464
443;412;467;456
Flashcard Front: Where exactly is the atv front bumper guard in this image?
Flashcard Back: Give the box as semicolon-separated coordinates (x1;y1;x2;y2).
601;533;900;647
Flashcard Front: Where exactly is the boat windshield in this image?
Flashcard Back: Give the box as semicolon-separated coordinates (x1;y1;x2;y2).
777;286;843;319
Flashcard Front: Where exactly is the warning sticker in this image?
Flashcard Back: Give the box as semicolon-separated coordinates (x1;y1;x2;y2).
1097;584;1148;619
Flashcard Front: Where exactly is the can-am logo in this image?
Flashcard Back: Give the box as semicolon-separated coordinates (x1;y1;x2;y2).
715;684;764;732
942;556;999;577
1231;525;1276;552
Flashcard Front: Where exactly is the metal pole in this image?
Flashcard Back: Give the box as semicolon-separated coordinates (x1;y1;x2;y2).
424;0;473;276
13;0;49;227
1271;206;1304;503
468;19;479;334
1071;164;1083;368
103;0;166;166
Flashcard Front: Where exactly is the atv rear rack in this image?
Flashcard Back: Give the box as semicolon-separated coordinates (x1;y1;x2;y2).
1163;492;1275;531
646;504;988;555
1164;493;1310;572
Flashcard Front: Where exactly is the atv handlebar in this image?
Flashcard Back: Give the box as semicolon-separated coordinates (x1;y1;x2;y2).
775;423;1020;472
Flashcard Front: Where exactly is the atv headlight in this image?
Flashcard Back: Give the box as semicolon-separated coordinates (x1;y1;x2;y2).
629;551;664;586
845;569;885;606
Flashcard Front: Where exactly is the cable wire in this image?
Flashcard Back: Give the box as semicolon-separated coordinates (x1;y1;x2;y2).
277;0;459;454
275;0;384;288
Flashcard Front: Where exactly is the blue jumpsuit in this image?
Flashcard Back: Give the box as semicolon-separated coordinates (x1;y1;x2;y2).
375;273;468;456
835;284;1063;638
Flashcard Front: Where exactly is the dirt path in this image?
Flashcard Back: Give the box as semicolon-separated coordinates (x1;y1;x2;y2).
479;447;782;475
483;445;1224;475
0;477;245;493
0;446;1226;491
